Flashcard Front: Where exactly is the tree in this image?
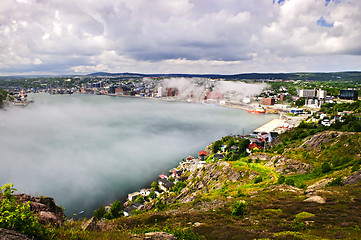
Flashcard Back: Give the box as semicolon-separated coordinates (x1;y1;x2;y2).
295;97;305;107
105;200;123;219
212;140;222;154
238;138;250;153
93;206;107;220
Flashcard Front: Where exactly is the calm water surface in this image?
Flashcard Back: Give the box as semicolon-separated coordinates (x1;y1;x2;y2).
0;93;276;216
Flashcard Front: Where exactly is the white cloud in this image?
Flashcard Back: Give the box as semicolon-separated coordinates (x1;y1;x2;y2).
0;0;360;75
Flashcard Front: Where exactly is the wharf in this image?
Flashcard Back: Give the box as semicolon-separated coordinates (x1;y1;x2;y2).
253;118;287;135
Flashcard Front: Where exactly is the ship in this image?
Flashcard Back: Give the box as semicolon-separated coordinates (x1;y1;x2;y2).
248;106;266;114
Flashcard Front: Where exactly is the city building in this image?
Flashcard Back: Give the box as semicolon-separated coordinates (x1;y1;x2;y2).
261;97;276;105
340;89;358;100
299;88;327;108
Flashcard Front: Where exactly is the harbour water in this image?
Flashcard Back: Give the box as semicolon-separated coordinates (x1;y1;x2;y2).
0;93;276;217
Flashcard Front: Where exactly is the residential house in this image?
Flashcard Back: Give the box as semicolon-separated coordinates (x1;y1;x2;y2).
123;202;144;217
230;145;239;152
128;192;141;201
198;151;207;161
213;153;224;160
158;178;175;192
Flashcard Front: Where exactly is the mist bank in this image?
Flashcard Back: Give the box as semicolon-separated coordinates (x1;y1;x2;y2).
0;93;276;216
160;78;268;102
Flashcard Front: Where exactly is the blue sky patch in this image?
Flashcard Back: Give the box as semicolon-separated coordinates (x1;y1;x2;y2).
325;0;341;6
273;0;285;4
317;16;334;27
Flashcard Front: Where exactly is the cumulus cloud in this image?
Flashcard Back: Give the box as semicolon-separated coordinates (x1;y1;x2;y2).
0;0;360;74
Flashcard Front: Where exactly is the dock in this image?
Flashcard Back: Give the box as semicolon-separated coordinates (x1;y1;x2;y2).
253;118;288;135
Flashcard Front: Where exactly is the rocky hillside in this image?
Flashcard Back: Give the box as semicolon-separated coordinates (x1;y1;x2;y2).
80;130;361;239
2;130;361;239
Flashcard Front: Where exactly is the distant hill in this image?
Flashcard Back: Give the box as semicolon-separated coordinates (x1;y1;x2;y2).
87;71;361;81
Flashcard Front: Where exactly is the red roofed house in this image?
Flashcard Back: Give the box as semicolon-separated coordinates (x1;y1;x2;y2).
248;143;261;151
198;151;207;161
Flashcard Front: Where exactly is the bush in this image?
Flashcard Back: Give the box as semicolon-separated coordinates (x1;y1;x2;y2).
277;175;285;184
0;184;48;239
321;162;332;174
327;177;344;186
93;206;107;220
134;195;145;204
285;178;295;186
149;190;156;199
151;181;159;191
172;181;187;195
105;200;123;219
351;162;360;172
236;189;245;197
155;199;167;212
231;200;247;217
254;176;263;184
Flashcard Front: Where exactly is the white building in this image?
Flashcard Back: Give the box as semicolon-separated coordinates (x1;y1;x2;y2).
157;87;165;97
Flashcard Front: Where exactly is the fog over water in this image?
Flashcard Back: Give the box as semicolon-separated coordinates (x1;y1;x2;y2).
0;93;275;216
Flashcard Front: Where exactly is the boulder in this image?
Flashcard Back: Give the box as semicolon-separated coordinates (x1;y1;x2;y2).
144;232;176;240
38;211;58;224
306;179;332;194
344;170;361;185
304;195;326;204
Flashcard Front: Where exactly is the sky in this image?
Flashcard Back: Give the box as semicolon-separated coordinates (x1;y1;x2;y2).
0;0;361;75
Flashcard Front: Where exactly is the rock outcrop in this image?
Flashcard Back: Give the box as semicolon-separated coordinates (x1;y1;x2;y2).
0;194;65;225
0;228;32;240
344;170;361;185
265;156;313;175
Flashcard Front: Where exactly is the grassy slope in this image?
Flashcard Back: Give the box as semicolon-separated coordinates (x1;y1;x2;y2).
77;130;361;239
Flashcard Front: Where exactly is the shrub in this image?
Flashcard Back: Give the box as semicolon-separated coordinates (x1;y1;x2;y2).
236;189;245;197
135;195;145;204
285;178;295;186
93;206;107;220
231;200;247;217
149;190;156;199
105;200;123;219
298;183;307;189
155;199;167;212
0;184;48;239
151;181;159;191
321;162;332;174
277;175;285;184
351;162;360;172
172;181;187;195
327;177;344;186
254;176;263;184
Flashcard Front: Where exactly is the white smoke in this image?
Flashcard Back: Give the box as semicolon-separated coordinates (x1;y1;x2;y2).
213;80;268;101
160;78;268;102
